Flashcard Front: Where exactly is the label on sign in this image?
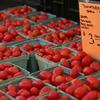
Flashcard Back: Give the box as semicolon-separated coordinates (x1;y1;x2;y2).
79;2;100;60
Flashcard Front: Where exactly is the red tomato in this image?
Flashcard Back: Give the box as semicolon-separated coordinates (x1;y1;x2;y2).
0;71;8;80
48;91;59;100
74;85;90;99
32;80;44;89
17;89;30;98
7;90;17;97
7;84;17;91
39;86;51;95
0;46;7;52
39;71;52;80
30;87;39;96
14;72;24;77
7;67;19;75
87;76;100;89
18;79;33;90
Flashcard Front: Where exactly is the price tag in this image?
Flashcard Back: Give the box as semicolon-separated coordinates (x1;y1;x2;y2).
79;2;100;60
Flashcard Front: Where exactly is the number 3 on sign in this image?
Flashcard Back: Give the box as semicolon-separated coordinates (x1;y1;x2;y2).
88;33;94;44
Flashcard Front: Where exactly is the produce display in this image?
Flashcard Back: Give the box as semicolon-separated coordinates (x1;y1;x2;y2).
24;12;49;23
60;51;100;75
41;30;78;45
1;18;30;29
73;25;81;35
0;45;27;60
20;24;52;38
0;63;28;81
8;5;33;16
22;43;52;53
37;47;74;62
68;41;82;51
58;76;100;100
46;18;74;31
0;12;10;21
0;28;24;44
1;78;55;100
0;5;99;100
35;67;81;86
1;19;29;28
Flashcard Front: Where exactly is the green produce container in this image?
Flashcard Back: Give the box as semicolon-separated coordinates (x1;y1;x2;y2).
0;55;29;69
16;17;35;29
54;46;78;55
18;11;39;24
5;5;36;16
31;66;84;83
62;38;82;52
39;29;81;46
63;25;81;38
0;31;29;47
40;17;78;31
17;24;54;39
63;72;100;98
0;17;35;31
0;90;14;100
35;46;77;70
0;45;29;69
0;11;13;23
15;39;55;72
14;39;37;72
62;38;81;47
35;54;57;70
26;11;56;24
31;66;70;77
0;76;57;100
0;62;30;85
0;15;15;24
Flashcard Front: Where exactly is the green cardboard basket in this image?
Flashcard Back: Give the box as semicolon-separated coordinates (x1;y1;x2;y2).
0;31;29;47
35;46;77;70
26;11;56;24
0;54;29;69
15;39;55;72
35;54;58;70
0;62;30;85
17;23;54;40
14;39;39;73
0;11;14;23
5;5;36;16
31;66;84;83
39;29;81;46
0;45;29;69
39;17;78;31
0;76;57;100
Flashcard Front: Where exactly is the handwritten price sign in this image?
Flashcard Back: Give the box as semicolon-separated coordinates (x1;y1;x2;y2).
79;2;100;60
